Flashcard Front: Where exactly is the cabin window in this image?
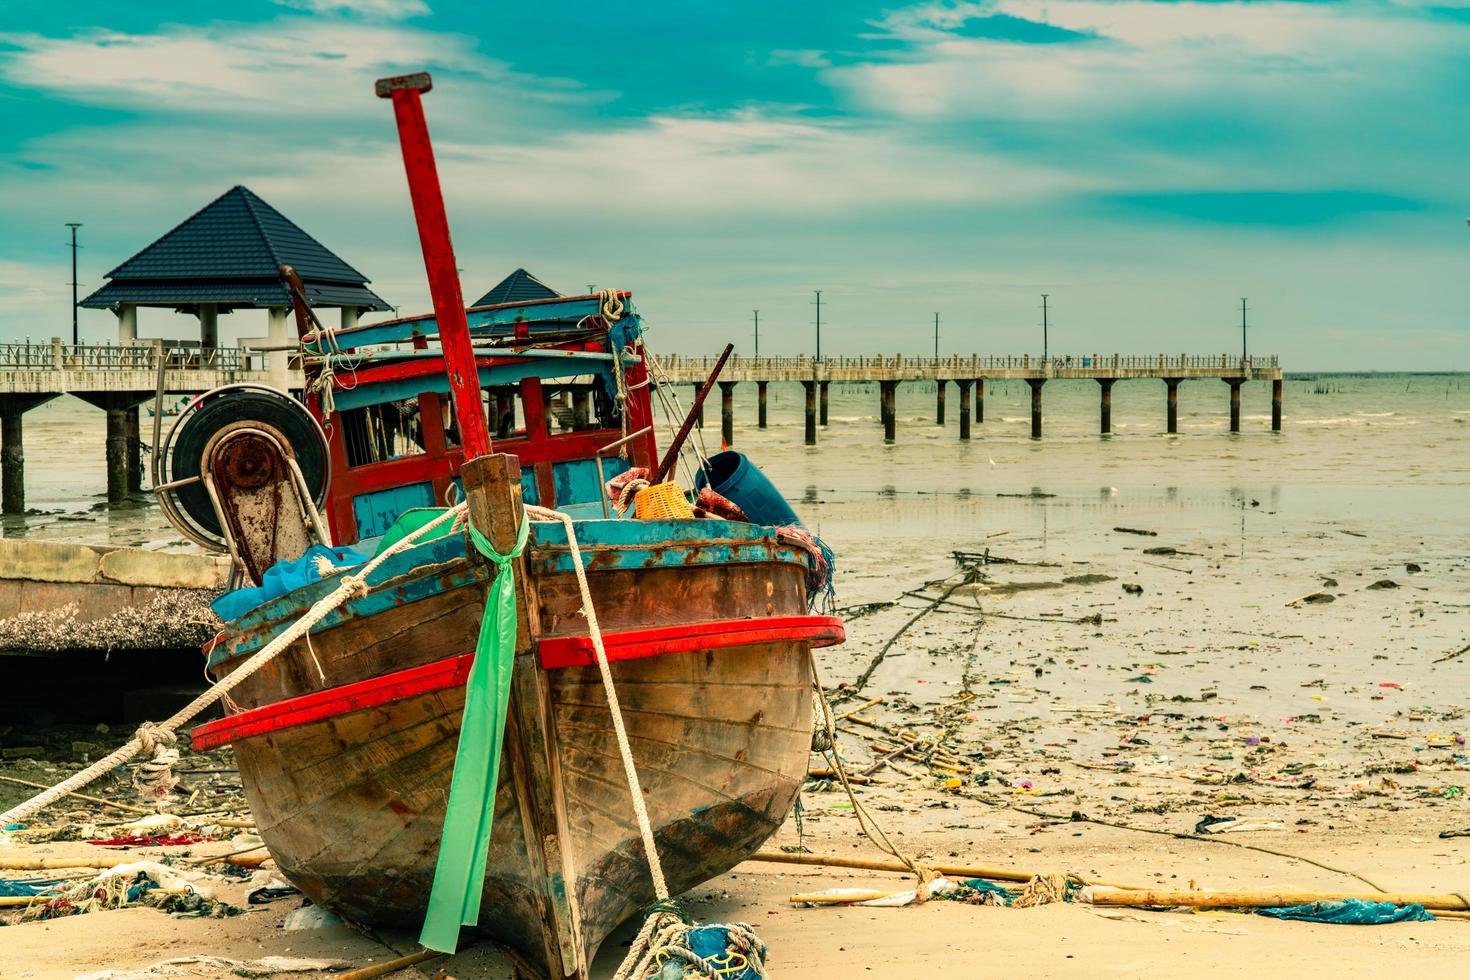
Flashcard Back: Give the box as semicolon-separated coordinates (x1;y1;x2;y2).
341;400;428;468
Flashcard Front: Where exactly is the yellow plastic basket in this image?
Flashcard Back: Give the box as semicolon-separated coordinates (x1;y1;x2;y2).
634;480;696;520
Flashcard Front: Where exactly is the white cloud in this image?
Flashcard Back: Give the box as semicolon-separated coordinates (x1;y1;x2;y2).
836;0;1466;123
0;19;591;120
273;0;430;19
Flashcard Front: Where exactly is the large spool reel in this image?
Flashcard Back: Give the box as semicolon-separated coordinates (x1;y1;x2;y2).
153;385;331;575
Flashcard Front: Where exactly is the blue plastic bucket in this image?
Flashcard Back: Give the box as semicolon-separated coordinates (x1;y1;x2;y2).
695;451;801;527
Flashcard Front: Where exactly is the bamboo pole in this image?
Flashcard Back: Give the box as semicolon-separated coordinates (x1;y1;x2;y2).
336;948;444;980
751;851;1032;884
790;890;895;905
0;775;150;815
0;848;268;872
1088;887;1470;911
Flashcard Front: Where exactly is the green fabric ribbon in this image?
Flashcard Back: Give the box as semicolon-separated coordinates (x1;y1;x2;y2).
419;514;530;954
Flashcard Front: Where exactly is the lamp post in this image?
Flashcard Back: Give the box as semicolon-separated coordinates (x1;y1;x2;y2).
812;289;822;361
933;311;940;357
1041;293;1050;364
752;309;759;356
1240;297;1248;365
65;222;82;345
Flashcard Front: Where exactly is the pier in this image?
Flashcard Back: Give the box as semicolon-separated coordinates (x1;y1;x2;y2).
661;353;1283;446
0;340;284;513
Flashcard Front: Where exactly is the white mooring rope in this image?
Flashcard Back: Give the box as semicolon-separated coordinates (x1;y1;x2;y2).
525;504;766;980
0;503;470;828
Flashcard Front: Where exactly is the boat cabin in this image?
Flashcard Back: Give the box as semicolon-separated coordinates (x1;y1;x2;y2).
295;293;659;546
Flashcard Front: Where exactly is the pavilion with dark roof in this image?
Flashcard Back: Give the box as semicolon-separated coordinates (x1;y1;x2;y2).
81;185;390;389
472;268;560;307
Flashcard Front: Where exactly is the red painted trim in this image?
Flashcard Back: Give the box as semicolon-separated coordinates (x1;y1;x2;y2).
191;615;844;750
191;652;474;752
538;615;846;670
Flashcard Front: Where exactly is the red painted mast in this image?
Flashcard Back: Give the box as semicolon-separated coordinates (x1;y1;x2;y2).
375;72;492;461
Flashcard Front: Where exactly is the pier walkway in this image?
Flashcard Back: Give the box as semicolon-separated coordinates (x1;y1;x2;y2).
0;340;281;513
659;353;1284;446
1;340;1283;514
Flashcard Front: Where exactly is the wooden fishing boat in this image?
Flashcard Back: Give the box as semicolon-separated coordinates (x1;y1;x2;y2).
172;73;843;979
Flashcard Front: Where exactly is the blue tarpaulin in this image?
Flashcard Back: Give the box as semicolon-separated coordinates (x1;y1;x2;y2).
211;544;368;622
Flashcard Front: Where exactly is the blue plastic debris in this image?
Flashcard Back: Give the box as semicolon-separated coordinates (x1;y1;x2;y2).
1259;899;1435;924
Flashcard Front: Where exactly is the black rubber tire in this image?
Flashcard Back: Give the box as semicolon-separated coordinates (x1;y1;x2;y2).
171;390;327;537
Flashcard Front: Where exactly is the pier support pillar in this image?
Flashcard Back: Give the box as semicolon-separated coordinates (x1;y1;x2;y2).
692;384;704;428
719;381;736;447
757;381;768;428
935;380;946;426
125;407;143;492
1272;378;1283;432
1;394;57;514
105;407;128;503
957;380;972;440
802;381;817;446
975;378;985;424
1098;378;1115;435
1226;378;1243;433
1165;378;1182;434
1026;378;1045;439
880;381;898;443
74;392;152;505
819;381;830;427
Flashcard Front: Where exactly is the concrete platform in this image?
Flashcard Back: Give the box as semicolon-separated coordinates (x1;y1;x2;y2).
0;538;229;654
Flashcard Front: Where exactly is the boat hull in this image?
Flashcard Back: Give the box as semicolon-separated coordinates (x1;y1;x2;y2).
198;522;836;975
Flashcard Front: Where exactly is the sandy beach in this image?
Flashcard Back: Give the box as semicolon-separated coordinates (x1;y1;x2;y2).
4;376;1470;977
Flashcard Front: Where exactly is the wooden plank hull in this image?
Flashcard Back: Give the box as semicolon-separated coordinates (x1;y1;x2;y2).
204;530;825;975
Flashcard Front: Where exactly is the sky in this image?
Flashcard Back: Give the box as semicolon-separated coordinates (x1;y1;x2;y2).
1;0;1467;368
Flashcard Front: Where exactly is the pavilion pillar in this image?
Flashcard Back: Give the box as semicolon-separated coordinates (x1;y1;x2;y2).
757;381;768;429
1226;379;1243;433
692;384;704;428
340;306;361;330
819;381;830;427
116;303;138;346
957;380;972;440
719;381;736;447
880;381;898;443
802;381;817;445
1027;378;1044;439
199;303;219;351
1165;378;1182;434
1272;379;1283;432
267;307;290;392
935;380;946;426
1098;378;1115;435
975;378;984;424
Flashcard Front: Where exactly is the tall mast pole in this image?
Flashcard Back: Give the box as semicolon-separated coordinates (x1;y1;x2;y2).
933;311;939;357
753;309;759;356
375;72;491;460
